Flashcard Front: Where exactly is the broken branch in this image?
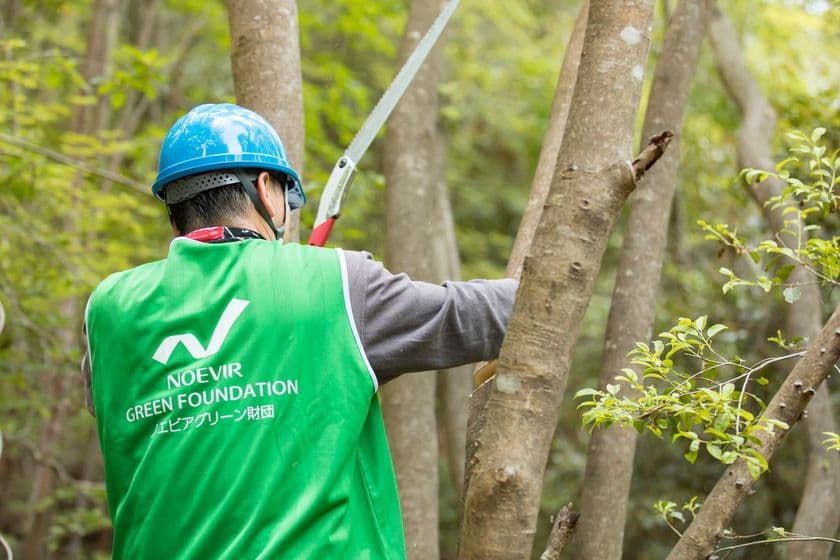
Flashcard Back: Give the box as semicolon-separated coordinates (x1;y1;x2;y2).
540;504;580;560
631;131;674;180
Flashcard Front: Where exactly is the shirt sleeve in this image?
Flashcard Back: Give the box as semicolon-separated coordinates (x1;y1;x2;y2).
341;250;518;384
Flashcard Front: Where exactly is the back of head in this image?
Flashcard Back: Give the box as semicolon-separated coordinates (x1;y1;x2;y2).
152;104;306;235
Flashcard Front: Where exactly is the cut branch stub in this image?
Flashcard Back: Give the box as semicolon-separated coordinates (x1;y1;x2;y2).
632;131;674;180
540;504;581;560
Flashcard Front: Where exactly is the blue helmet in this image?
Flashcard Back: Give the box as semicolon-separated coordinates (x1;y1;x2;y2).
152;103;306;210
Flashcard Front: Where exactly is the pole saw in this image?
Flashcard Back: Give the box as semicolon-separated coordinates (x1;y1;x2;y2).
308;0;460;247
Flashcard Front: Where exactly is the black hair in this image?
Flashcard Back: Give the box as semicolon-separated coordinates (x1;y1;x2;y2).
166;171;283;234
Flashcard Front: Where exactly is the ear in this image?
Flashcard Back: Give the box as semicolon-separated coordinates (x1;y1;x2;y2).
255;171;277;218
168;212;181;236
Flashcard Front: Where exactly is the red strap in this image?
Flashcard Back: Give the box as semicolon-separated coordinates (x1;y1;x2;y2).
308;218;336;247
186;227;225;241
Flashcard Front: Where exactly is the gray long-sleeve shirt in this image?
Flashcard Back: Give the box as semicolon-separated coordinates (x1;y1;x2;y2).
342;250;517;381
83;247;517;412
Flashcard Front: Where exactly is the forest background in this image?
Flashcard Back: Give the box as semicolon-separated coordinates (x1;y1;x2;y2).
0;0;839;558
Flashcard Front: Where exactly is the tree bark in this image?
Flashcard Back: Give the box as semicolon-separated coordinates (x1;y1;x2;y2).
575;3;709;559
466;1;587;477
229;0;305;242
380;1;448;558
433;134;472;500
667;304;840;560
458;2;657;557
707;5;840;557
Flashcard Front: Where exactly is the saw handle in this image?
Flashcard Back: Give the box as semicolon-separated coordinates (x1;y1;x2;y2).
308;218;337;247
473;359;498;387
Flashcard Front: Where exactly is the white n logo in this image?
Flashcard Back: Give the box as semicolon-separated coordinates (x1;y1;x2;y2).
152;298;250;365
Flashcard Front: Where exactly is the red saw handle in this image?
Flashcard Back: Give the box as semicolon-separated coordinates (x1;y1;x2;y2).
308;218;337;247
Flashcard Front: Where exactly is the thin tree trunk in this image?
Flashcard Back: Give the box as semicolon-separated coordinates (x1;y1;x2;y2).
575;3;709;559
667;304;840;560
380;1;448;558
21;2;118;556
72;0;120;135
229;0;305;242
433;134;472;500
469;0;585;399
707;5;840;557
102;0;160;189
458;2;658;558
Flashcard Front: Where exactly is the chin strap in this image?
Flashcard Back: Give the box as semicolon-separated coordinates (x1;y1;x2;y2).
232;168;281;241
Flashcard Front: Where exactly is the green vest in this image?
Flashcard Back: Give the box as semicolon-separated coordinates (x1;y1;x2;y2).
87;239;405;559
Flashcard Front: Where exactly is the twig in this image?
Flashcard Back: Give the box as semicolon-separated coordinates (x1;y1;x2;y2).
0;132;147;193
631;131;674;180
539;503;580;560
713;535;840;556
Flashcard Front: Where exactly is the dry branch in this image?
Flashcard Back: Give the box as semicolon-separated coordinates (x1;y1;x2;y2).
540;504;580;560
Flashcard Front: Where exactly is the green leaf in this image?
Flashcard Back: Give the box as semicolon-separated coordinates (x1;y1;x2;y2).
574;388;600;399
721;451;738;464
706;443;723;460
606;383;620;396
706;324;728;338
811;127;826;143
783;287;801;304
746;458;763;480
684;439;700;464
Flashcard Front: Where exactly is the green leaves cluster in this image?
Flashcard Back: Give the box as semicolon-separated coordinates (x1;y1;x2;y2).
576;315;790;479
576;128;839;483
703;128;840;294
653;497;701;536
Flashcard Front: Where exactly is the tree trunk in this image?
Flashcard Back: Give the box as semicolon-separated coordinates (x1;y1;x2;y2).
21;2;118;556
575;3;709;559
667;304;840;560
103;0;160;189
229;0;305;242
72;0;120;135
707;5;840;557
433;134;472;500
465;0;587;480
458;2;657;558
380;1;448;558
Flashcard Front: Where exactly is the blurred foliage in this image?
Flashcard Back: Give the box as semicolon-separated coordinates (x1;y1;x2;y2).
0;0;838;558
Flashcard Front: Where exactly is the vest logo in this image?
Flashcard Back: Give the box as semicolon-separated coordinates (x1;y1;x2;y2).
152;298;250;365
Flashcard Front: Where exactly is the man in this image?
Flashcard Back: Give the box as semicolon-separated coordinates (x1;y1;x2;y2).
84;103;516;558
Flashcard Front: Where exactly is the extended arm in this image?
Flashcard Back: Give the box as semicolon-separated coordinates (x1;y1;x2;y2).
341;250;517;384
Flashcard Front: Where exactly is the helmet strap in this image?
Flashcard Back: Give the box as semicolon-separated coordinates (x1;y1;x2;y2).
279;180;291;243
232;168;281;241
